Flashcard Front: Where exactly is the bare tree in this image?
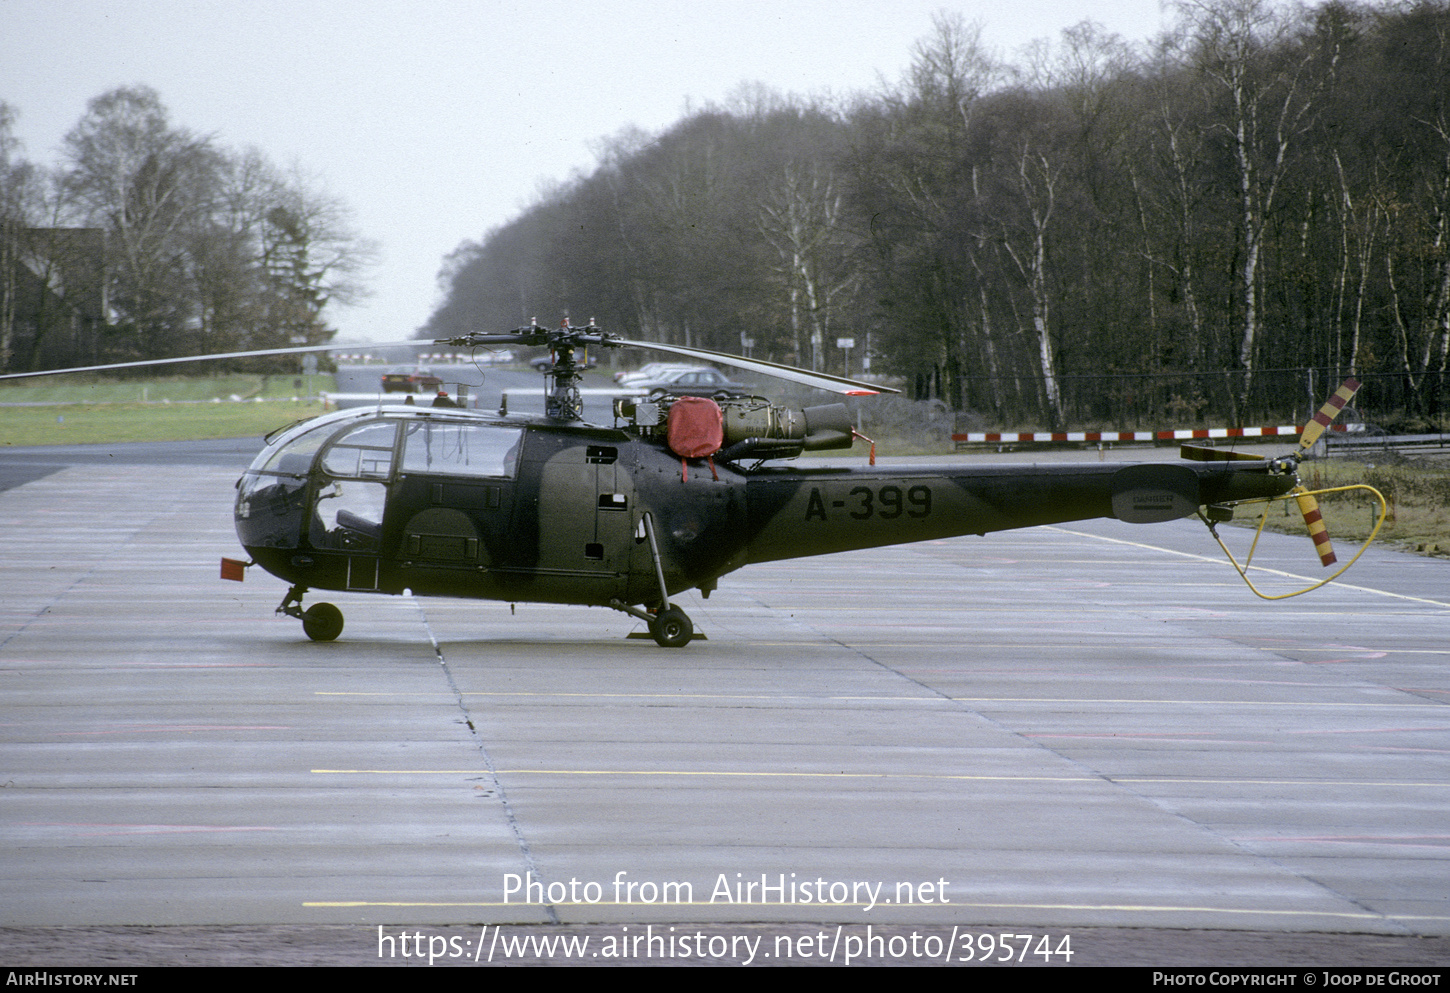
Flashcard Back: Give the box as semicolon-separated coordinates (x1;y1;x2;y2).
1;105;107;373
256;165;376;350
1331;150;1382;381
0;102;34;371
999;147;1065;427
1172;0;1330;414
863;12;1003;407
757;162;858;370
61;85;222;358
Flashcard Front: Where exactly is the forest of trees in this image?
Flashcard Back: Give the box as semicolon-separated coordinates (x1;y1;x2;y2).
0;85;374;375
422;0;1450;429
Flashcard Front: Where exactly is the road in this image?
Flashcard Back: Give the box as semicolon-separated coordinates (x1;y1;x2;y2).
334;363;625;419
1;439;1448;966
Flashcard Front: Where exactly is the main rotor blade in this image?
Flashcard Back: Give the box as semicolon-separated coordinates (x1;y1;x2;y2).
436;332;559;348
0;341;424;381
1299;377;1361;451
615;339;898;395
1179;443;1266;462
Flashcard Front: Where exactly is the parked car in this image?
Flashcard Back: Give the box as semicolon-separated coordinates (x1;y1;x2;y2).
614;361;693;385
621;365;751;395
381;365;443;393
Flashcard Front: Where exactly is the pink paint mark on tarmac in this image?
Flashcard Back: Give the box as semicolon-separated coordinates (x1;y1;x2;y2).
1234;834;1450;850
1024;732;1273;744
1305;653;1388;664
23;823;280;837
1283;726;1450;735
58;724;291;736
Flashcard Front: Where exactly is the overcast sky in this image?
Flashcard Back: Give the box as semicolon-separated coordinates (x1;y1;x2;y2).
1;0;1176;344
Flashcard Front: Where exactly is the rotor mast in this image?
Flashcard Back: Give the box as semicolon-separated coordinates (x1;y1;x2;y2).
436;317;617;422
539;318;601;421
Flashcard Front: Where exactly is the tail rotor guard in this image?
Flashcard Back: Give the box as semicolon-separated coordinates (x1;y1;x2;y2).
1198;483;1386;600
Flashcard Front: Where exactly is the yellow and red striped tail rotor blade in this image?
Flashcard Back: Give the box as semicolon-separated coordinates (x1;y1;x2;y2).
1294;486;1337;567
1299;378;1361;452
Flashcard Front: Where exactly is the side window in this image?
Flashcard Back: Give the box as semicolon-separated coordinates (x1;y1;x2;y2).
311;480;387;552
402;422;523;478
320;421;399;480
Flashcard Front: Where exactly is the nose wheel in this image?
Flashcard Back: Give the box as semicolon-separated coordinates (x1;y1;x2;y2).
302;602;345;641
278;585;345;641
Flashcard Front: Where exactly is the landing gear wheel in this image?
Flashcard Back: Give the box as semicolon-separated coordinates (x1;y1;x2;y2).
302;602;344;642
649;605;693;648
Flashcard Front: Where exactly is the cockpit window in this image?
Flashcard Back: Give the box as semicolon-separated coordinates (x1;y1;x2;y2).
402;421;522;478
320;421;399;479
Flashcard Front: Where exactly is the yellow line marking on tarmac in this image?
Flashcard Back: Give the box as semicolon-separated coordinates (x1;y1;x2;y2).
307;900;516;908
311;768;1092;782
953;697;1445;708
310;768;1447;788
308;640;1450;664
316;691;946;701
298;898;1450;924
313;690;1447;709
1050;526;1450;609
1117;778;1450;788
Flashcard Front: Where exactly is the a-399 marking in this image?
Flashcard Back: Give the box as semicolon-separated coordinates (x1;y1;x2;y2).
805;485;932;521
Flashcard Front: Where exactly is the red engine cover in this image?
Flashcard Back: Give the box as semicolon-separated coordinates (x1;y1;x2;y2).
666;395;724;458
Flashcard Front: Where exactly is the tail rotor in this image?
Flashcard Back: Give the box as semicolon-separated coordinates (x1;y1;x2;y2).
1289;378;1360;569
1297;377;1361;456
1293;486;1336;567
1191;378;1386;597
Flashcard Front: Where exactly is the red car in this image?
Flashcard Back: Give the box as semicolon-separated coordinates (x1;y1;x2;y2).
380;365;443;393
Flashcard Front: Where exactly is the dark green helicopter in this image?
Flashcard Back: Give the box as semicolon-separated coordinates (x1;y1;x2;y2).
4;321;1378;647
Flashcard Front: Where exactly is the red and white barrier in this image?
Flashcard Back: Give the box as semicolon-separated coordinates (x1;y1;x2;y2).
952;424;1354;445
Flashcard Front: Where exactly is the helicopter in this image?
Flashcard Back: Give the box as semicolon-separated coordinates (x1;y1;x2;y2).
2;320;1381;647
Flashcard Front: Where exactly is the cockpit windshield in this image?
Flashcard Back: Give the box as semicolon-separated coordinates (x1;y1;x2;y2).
236;410;526;554
256;421;334;476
